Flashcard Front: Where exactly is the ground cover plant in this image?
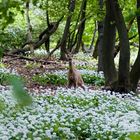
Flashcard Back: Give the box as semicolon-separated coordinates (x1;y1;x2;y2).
32;70;104;86
0;86;140;140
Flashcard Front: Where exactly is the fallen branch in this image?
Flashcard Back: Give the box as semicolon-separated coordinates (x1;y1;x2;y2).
3;53;58;64
9;17;63;55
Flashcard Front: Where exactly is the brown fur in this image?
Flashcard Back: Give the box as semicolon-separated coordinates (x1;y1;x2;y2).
68;58;85;90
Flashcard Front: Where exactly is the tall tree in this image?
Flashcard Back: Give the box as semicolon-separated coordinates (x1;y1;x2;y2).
111;0;130;91
97;0;104;72
25;0;33;53
102;0;117;86
44;10;50;53
73;0;87;53
130;0;140;92
102;0;131;92
60;0;76;60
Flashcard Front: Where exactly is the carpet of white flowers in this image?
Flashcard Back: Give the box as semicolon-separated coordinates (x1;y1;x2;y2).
0;85;140;140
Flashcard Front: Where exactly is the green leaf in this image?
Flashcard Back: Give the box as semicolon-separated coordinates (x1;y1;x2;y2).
10;76;33;107
129;133;140;140
0;98;6;112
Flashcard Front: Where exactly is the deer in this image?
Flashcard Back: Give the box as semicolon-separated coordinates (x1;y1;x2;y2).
67;54;85;90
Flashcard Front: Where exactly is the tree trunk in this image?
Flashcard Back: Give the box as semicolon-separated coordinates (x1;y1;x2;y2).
60;0;76;60
89;21;97;51
97;21;104;71
111;0;130;91
114;17;135;58
45;10;50;53
97;0;104;71
130;0;140;92
92;37;99;59
73;0;87;54
68;1;81;52
102;0;117;86
25;0;33;53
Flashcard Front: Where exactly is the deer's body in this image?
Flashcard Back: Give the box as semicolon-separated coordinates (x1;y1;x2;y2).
68;59;85;90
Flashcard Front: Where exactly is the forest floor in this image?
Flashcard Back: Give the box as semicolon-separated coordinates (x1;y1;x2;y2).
1;52;140;139
1;54;140;93
2;55;100;93
2;56;65;88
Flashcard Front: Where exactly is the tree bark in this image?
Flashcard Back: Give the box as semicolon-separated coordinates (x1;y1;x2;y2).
25;0;33;53
73;0;87;54
114;17;135;58
89;21;97;51
97;21;104;71
92;37;99;59
130;0;140;92
60;0;76;60
102;0;117;86
68;0;81;52
44;10;50;53
111;0;130;91
95;0;104;71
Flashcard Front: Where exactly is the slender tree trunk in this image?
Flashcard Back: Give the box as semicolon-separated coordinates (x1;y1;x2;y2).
97;21;104;71
60;17;71;60
92;38;99;59
130;47;140;92
89;21;97;51
68;1;81;52
25;0;33;53
111;0;130;91
130;0;140;92
96;0;104;71
74;0;87;54
45;10;50;53
102;0;117;86
60;0;76;60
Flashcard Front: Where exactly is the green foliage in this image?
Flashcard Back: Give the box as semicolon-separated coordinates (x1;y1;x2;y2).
32;73;105;86
0;98;6;112
0;28;26;50
0;72;32;107
10;76;32;107
0;0;23;29
0;72;18;85
57;94;99;108
82;74;105;86
129;132;140;140
32;73;67;86
0;84;140;138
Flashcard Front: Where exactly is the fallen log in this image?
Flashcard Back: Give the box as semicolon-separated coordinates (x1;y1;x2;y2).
3;53;58;64
9;17;63;55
